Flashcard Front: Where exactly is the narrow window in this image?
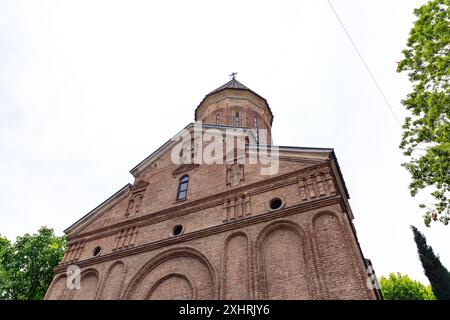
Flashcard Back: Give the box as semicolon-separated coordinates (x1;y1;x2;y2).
190;138;195;159
177;175;189;200
253;115;258;128
215;113;220;125
235;112;240;126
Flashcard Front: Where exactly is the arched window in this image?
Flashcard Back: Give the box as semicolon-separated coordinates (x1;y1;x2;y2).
215;113;220;125
253;114;258;128
235;112;240;127
177;175;189;200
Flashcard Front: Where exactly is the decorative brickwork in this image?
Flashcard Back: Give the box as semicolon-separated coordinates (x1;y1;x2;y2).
99;262;126;300
222;194;251;222
222;232;251;299
297;171;336;201
226;163;245;187
113;227;138;252
62;241;84;264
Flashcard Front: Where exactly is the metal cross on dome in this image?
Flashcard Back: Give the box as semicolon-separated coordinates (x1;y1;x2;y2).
229;72;238;81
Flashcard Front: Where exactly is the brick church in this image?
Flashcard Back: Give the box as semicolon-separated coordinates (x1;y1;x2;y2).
45;76;380;300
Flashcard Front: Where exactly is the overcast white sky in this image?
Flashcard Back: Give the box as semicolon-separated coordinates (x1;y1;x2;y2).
1;0;448;285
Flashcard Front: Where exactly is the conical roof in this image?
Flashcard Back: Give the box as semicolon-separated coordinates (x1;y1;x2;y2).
207;78;250;95
195;76;273;124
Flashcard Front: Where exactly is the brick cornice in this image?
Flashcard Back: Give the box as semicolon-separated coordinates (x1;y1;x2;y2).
68;161;332;242
54;195;343;274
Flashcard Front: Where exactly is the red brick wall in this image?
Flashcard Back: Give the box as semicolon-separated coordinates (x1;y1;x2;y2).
45;148;377;300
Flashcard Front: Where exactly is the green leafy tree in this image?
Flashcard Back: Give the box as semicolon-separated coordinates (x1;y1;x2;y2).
412;225;450;299
397;0;450;226
0;227;66;300
0;235;12;300
380;272;436;300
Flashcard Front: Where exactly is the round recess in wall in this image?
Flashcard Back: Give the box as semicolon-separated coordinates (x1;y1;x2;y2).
92;246;102;257
268;197;284;211
171;224;184;237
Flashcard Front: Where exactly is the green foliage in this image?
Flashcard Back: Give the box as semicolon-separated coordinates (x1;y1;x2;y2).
0;227;66;300
397;0;450;226
0;235;12;300
411;225;450;299
380;272;436;300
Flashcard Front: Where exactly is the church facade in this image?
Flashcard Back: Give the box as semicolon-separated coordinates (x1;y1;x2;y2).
45;77;380;300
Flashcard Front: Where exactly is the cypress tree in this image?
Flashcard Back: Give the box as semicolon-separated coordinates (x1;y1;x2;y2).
411;226;450;300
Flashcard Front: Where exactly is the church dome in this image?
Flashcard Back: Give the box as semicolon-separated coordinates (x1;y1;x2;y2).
195;75;274;142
